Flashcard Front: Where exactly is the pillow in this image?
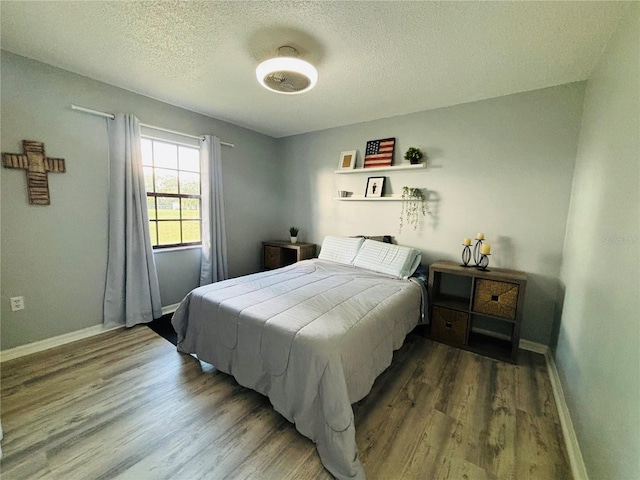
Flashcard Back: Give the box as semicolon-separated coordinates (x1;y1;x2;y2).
318;235;365;265
353;239;422;279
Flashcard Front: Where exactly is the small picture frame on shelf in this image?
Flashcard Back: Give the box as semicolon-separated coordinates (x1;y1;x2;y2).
338;150;357;170
365;176;385;197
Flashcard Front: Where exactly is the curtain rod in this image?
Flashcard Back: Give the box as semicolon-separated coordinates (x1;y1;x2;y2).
70;104;235;147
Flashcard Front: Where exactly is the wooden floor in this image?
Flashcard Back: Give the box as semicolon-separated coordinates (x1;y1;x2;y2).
0;327;571;479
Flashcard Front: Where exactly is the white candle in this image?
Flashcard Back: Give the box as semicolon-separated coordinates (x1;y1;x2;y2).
463;238;471;246
476;232;484;240
481;243;491;255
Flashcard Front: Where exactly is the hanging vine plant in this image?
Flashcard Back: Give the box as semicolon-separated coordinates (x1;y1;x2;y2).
399;187;428;231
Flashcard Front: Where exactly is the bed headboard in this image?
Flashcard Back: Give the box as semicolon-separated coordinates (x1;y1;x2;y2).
353;235;392;243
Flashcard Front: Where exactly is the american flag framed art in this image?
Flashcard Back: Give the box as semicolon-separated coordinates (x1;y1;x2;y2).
364;137;395;168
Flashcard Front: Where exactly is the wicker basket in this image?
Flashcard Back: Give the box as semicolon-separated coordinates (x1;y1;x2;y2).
473;279;519;320
431;306;468;345
263;246;281;269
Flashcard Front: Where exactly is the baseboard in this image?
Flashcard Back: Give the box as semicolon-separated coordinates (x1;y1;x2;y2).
1;305;181;363
544;349;589;480
0;323;124;363
469;329;548;356
487;336;586;478
519;338;548;354
471;326;511;342
161;303;180;316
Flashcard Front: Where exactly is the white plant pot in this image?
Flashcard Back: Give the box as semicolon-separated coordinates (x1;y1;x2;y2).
290;236;298;244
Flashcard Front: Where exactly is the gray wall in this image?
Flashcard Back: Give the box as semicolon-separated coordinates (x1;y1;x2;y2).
280;84;585;344
556;5;640;479
1;51;284;350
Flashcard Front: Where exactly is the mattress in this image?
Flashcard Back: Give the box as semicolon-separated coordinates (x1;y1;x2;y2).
171;259;424;479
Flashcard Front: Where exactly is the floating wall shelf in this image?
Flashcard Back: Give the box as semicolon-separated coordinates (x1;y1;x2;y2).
334;164;425;174
333;194;409;201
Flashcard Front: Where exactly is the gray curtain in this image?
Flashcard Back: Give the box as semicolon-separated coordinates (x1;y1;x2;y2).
103;113;162;327
199;135;228;285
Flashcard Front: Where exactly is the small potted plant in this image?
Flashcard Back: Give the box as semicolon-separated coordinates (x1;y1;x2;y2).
404;147;424;165
289;227;299;244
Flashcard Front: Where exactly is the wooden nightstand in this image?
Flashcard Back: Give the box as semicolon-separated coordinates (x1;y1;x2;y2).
427;261;527;364
262;241;316;270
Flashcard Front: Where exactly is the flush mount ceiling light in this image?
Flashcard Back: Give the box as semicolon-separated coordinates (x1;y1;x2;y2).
256;46;318;95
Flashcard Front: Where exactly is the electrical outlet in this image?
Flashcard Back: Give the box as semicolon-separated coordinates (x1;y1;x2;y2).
10;296;24;312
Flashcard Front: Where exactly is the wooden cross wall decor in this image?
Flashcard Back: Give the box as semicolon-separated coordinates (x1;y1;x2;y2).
2;140;66;205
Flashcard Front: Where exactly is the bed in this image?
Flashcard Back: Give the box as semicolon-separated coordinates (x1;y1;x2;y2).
171;236;427;479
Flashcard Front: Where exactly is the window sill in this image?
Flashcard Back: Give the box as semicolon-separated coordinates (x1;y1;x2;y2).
153;245;202;254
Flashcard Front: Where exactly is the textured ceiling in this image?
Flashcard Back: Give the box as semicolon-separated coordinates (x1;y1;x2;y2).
0;1;629;138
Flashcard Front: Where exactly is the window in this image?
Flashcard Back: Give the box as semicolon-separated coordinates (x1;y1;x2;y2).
141;137;201;248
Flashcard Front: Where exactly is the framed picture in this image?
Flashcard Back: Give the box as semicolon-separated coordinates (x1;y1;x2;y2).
338;150;357;170
365;176;385;197
364;137;395;168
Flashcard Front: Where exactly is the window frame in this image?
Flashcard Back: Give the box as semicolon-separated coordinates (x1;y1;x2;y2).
141;135;203;249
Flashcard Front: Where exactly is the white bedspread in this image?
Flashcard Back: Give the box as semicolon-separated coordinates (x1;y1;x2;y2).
171;259;423;479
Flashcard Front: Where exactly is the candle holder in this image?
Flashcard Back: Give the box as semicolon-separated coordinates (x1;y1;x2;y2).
476;253;491;271
461;244;472;267
473;239;484;266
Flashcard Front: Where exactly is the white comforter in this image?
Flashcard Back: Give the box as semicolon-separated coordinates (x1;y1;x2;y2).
172;259;423;479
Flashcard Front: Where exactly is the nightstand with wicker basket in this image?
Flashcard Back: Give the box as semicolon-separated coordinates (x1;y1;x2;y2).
427;261;527;363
